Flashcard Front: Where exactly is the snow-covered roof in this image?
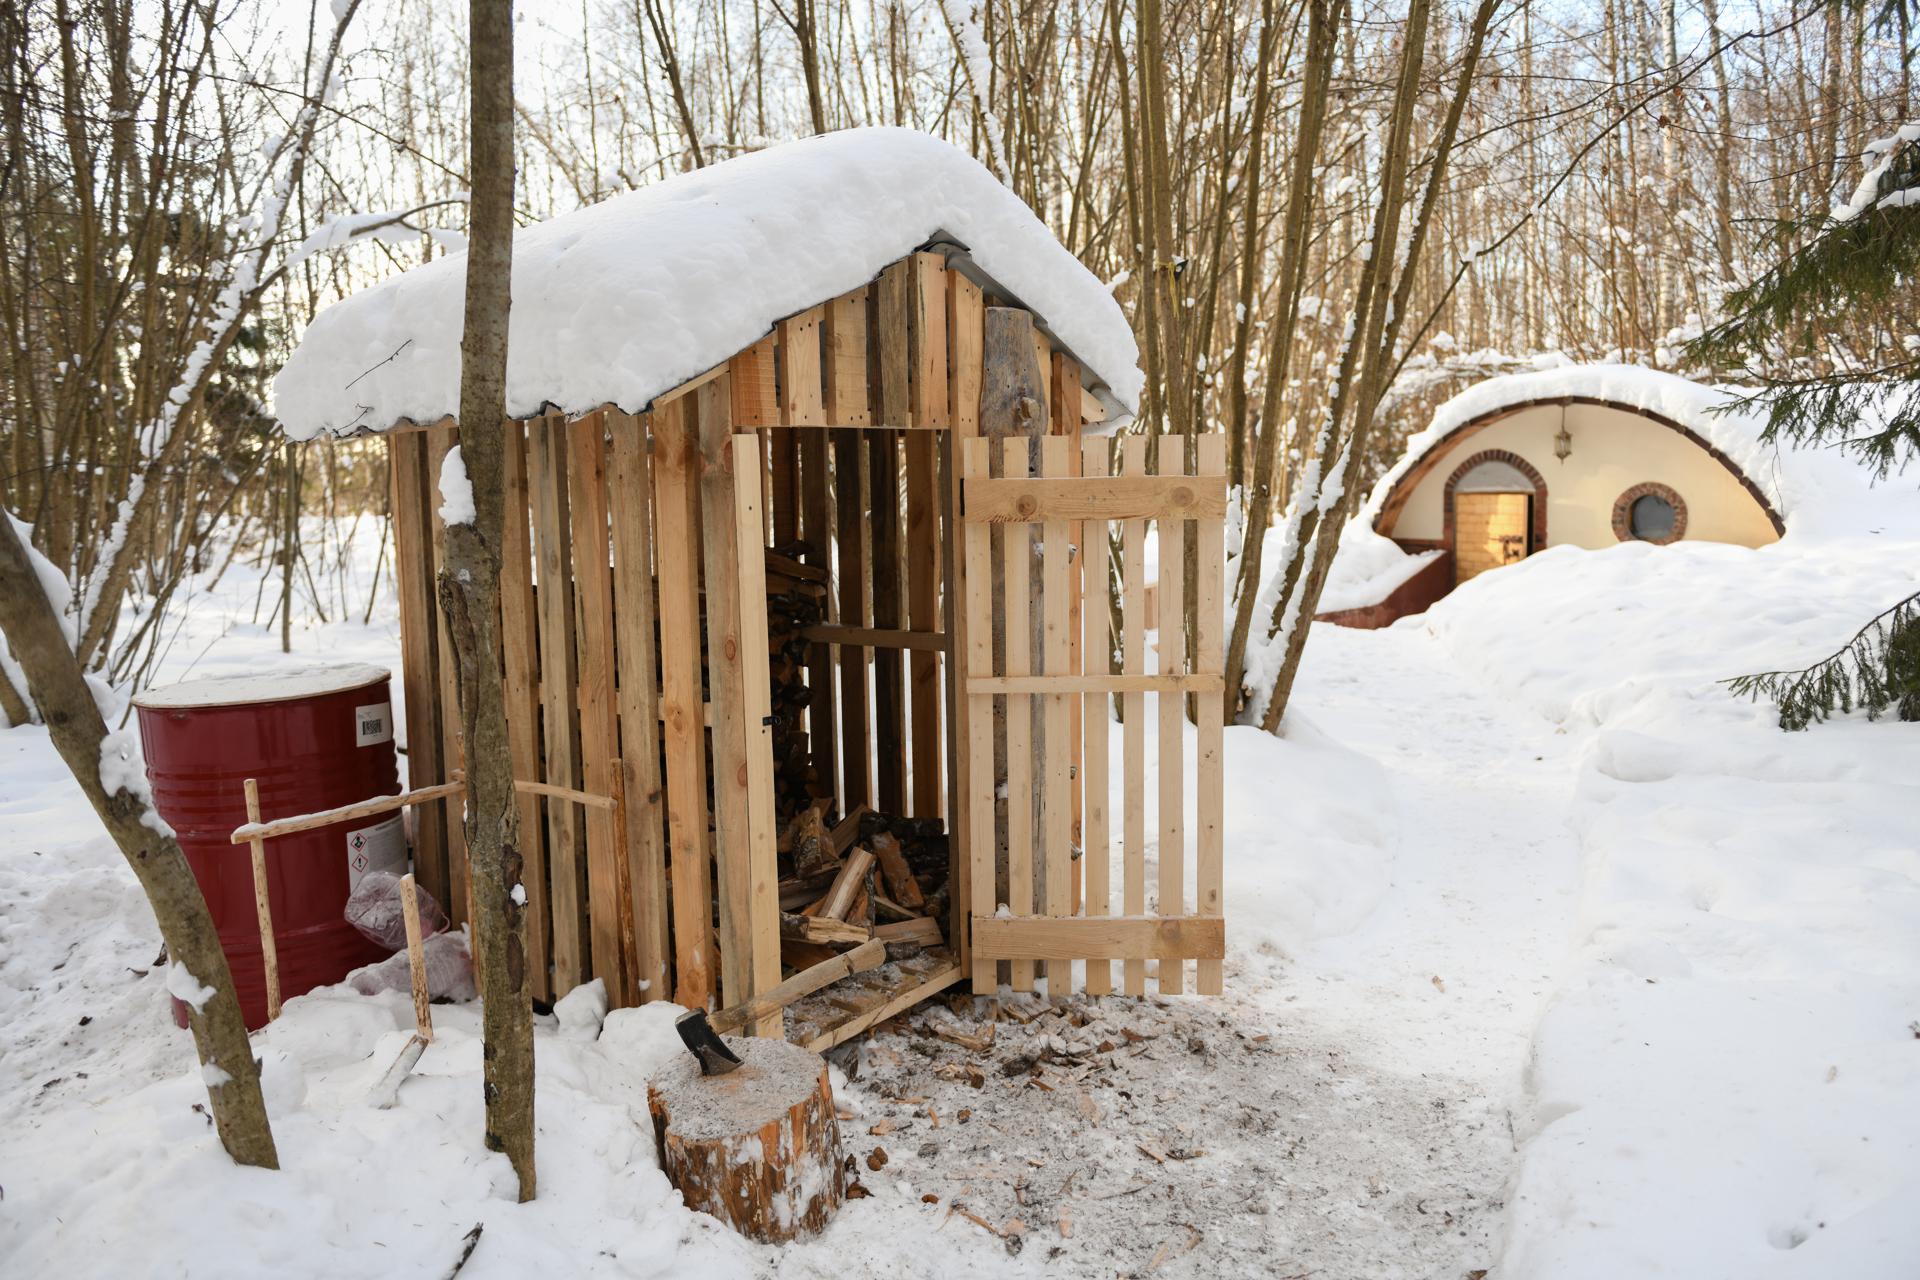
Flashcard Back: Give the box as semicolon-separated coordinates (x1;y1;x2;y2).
1362;363;1920;540
273;128;1143;440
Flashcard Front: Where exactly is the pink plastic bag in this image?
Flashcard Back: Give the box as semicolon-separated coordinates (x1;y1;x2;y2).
348;930;477;1002
343;871;448;951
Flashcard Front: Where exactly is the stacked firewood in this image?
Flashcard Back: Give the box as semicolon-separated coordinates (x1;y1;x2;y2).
776;802;950;975
764;545;833;816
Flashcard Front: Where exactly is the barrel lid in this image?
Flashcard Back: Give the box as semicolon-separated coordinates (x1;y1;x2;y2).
133;662;391;711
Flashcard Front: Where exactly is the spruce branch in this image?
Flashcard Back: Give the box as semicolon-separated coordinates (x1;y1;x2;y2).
1725;590;1920;730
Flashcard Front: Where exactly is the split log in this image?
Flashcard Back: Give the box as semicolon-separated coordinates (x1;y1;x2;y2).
814;847;874;921
779;911;870;946
869;832;925;909
648;1037;847;1242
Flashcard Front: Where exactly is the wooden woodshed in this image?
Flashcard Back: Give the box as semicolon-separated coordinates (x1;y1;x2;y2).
274;129;1229;1046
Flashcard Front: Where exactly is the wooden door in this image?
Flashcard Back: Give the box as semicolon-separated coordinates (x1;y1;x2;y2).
1454;492;1531;584
958;433;1228;998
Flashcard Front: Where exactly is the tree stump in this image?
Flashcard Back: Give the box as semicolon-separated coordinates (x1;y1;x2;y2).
647;1036;846;1242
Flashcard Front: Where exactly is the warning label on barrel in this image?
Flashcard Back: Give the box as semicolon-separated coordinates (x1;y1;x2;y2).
355;701;393;747
346;815;406;886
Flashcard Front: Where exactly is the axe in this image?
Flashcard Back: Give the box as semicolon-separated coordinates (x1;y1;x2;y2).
675;938;887;1075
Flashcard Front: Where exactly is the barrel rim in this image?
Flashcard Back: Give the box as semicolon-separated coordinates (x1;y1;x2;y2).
133;662;392;711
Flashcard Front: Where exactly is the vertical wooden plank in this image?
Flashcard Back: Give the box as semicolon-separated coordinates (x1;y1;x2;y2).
425;424;470;928
1121;437;1149;997
528;415;587;994
499;422;551;1002
730;430;784;1033
652;397;714;1010
729;334;779;427
1040;436;1072;997
824;288;871;426
948;272;983;435
906;433;941;819
1031;331;1053;413
778;307;825;427
944;269;984;980
1053;357;1085;914
698;378;769;1022
1080;439;1113;996
1156;442;1188;997
1001;436;1035;993
769;432;799;548
961;439;995;993
1194;434;1226;996
875;261;914;428
799;430;838;800
910;252;950;428
567;412;628;1003
387;433;448;912
906;255;948;819
608;413;671;1005
833;427;871;809
871;260;912;813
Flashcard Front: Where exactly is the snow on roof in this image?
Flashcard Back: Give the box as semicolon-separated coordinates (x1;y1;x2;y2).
273;128;1142;440
1363;363;1918;542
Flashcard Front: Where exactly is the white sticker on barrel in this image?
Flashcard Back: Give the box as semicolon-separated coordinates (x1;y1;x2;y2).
354;701;393;747
346;815;406;885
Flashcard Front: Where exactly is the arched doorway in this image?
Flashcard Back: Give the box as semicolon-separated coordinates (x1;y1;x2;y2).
1444;450;1548;585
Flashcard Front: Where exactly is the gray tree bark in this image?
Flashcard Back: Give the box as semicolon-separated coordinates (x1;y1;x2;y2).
0;516;277;1169
437;0;537;1201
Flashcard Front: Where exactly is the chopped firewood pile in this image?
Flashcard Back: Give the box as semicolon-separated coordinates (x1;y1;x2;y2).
764;544;952;982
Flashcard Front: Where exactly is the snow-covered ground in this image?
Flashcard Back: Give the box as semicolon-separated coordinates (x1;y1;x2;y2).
3;487;1918;1276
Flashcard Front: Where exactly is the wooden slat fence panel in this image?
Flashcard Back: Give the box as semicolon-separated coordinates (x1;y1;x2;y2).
959;432;1227;997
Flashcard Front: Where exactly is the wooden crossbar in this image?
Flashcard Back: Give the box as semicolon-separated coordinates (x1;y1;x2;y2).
963;474;1227;524
966;673;1224;695
799;623;949;652
970;915;1226;961
231;776;616;845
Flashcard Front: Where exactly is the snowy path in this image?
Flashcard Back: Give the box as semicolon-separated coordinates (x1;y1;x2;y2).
1226;621;1586;1276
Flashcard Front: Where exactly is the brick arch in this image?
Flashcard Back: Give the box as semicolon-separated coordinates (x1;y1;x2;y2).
1442;448;1549;553
1373;395;1788;540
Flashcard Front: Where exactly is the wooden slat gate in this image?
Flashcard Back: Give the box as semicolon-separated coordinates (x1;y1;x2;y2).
959;432;1228;997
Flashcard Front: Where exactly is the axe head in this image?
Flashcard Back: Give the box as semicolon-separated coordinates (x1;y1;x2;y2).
674;1009;744;1076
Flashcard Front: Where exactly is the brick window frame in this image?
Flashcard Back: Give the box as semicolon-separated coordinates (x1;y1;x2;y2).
1612;481;1688;544
1441;448;1549;555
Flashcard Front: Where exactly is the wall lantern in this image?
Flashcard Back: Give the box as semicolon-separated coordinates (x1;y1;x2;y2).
1553;404;1573;461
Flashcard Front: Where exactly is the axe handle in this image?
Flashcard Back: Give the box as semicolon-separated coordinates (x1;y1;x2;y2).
710;938;887;1035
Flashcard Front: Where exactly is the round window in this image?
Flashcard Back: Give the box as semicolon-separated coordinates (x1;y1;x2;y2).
1629;493;1676;541
1611;482;1687;544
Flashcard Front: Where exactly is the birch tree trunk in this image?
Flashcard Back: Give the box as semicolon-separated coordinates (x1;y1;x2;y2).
437;0;537;1202
0;516;277;1169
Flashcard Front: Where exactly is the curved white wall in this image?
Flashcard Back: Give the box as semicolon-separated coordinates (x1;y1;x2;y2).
1384;402;1781;549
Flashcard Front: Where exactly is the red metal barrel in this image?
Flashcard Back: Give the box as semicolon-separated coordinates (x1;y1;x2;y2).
134;663;405;1029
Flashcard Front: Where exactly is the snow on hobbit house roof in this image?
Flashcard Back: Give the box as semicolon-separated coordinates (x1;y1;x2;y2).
272;128;1143;440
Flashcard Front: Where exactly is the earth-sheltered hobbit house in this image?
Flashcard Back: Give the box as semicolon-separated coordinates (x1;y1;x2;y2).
274;128;1232;1045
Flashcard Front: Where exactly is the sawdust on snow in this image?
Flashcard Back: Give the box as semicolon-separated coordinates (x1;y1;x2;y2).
825;976;1504;1278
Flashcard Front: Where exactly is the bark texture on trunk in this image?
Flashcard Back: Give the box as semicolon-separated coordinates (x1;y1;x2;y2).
0;516;277;1169
438;0;537;1202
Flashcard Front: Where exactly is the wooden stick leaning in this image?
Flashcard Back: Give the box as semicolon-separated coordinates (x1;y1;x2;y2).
371;872;435;1109
242;778;281;1022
